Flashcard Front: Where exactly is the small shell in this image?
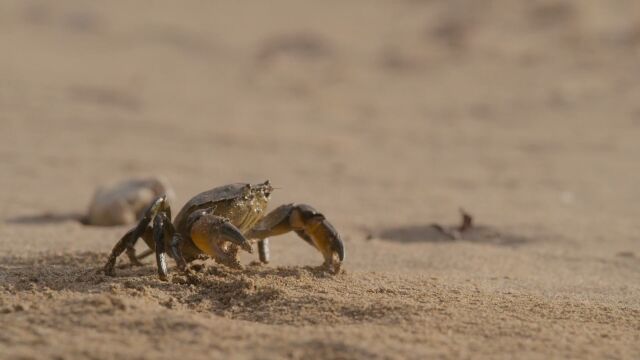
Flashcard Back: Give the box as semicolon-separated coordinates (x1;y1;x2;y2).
86;176;175;226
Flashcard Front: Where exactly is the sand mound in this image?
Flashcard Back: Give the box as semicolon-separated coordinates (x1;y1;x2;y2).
2;252;638;358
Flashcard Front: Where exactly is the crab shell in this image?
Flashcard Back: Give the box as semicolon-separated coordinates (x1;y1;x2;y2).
169;182;272;261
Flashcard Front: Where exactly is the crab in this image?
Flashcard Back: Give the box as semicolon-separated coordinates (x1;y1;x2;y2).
103;181;345;280
85;176;175;226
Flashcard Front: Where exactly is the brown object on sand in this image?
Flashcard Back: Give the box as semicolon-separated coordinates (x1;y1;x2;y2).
432;209;474;240
85;176;175;226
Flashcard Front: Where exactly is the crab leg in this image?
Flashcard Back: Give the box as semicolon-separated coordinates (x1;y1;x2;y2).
152;211;172;281
257;239;270;263
103;196;167;276
170;233;187;271
247;203;345;273
149;208;188;280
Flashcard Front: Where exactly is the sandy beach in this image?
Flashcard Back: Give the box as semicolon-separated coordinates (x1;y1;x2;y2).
1;0;639;358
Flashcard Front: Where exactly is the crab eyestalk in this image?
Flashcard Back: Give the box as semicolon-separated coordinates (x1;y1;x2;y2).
259;180;274;198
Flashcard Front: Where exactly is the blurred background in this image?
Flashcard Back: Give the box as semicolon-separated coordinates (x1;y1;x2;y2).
1;0;639;255
2;2;640;358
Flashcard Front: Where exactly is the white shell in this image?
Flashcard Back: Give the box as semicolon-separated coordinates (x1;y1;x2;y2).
86;176;175;226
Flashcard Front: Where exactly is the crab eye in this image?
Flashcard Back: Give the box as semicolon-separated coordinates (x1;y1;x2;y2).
261;180;273;197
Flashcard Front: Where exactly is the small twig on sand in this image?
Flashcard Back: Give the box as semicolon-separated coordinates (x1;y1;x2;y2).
432;209;474;240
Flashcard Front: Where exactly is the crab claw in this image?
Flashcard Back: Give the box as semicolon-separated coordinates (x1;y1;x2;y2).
219;221;253;254
248;203;345;273
189;214;253;258
302;215;345;273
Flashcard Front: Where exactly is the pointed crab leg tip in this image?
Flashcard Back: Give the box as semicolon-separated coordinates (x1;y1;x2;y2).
332;263;342;274
334;235;345;260
334;249;344;267
333;236;345;262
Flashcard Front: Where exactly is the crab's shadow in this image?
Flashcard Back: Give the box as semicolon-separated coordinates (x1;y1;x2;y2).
6;212;87;225
376;223;531;247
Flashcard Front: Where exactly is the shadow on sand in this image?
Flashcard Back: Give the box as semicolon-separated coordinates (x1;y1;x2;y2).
377;223;531;247
6;212;87;225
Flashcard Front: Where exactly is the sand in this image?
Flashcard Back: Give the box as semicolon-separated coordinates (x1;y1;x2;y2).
1;0;639;358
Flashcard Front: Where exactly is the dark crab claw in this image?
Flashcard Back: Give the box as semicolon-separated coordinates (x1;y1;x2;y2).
249;203;345;273
295;211;344;274
219;221;253;254
312;217;345;273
